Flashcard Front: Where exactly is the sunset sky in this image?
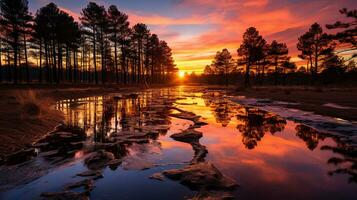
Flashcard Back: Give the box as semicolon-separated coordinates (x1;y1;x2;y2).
29;0;356;74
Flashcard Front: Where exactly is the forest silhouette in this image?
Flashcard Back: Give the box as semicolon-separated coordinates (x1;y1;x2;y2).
189;9;356;86
0;1;355;86
0;0;177;85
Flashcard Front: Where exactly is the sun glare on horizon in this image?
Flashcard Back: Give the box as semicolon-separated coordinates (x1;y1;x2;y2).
178;71;186;79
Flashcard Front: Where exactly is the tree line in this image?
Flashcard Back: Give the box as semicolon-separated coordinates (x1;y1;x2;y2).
0;0;177;85
200;8;356;87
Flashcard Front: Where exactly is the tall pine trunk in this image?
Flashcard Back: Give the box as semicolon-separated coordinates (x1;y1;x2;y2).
24;34;29;83
39;40;42;83
13;40;18;84
93;29;98;84
0;41;2;83
100;29;105;84
114;35;118;84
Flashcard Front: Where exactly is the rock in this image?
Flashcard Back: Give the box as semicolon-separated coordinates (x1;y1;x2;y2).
193;118;208;128
40;150;59;157
107;159;122;167
35;126;86;153
77;170;102;178
191;142;208;164
171;129;203;142
32;142;49;148
149;173;165;181
5;148;36;165
189;191;235;200
140;125;170;133
175;102;198;105
84;150;115;170
64;179;94;191
41;191;89;200
170;112;198;121
163;162;238;191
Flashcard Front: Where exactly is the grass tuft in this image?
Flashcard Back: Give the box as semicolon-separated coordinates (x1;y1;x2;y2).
15;90;52;119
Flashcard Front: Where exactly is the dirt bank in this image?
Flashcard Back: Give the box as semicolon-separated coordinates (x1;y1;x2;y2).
233;86;357;121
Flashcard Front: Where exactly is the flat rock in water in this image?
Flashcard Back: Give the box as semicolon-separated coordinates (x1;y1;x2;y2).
41;191;89;200
171;129;203;142
107;159;122;166
84;150;115;170
77;170;102;177
5;148;36;165
163;162;238;191
149;173;165;181
189;191;235;200
64;179;94;191
170;112;198;121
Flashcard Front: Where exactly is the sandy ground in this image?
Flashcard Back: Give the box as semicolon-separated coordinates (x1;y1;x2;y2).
233;86;357;122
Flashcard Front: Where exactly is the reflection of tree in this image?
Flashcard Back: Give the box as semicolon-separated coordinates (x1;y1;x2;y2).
321;138;357;184
295;124;357;184
213;101;236;127
236;107;286;149
203;93;240;127
295;124;326;150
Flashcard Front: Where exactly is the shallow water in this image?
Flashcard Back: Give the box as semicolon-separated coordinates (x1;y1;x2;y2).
0;86;356;200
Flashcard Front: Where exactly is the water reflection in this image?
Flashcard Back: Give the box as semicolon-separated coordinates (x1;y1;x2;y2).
294;124;357;183
236;107;287;149
1;87;356;200
295;124;327;151
203;94;241;127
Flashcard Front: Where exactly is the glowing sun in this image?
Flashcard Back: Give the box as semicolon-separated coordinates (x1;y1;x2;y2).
178;71;185;78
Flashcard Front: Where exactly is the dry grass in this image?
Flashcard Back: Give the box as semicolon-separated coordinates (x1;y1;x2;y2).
0;90;63;157
15;90;52;120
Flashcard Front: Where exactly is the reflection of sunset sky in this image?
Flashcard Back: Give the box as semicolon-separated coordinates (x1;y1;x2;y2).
29;0;356;73
55;88;356;199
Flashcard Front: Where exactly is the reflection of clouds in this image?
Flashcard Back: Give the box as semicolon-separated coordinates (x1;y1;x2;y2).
200;121;341;186
53;87;357;198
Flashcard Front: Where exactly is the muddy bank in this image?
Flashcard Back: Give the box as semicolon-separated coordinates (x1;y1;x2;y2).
0;90;63;157
0;85;157;158
232;86;357;121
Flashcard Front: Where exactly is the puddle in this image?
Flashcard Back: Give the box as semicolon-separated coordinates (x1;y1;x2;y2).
0;86;356;200
231;96;357;137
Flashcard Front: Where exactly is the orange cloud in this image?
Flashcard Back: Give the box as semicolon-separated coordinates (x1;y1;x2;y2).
58;6;80;21
128;12;208;25
45;0;355;74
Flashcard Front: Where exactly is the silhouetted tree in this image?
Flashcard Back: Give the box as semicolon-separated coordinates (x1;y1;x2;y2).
0;0;31;83
132;23;150;84
237;27;266;87
203;65;214;75
326;8;356;61
211;48;235;86
267;40;289;85
158;40;177;82
297;23;335;81
108;5;129;84
0;31;3;82
33;3;80;84
81;2;102;84
146;34;160;83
